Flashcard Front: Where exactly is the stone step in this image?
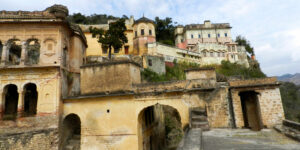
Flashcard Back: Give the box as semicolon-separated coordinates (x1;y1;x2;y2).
191;116;207;122
68;139;80;145
73;134;81;140
192;122;209;131
65;144;74;150
191;109;206;116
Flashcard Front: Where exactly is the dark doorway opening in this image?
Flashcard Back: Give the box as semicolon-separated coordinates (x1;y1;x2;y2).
125;46;129;54
3;84;18;120
24;83;38;116
239;91;263;131
62;114;81;150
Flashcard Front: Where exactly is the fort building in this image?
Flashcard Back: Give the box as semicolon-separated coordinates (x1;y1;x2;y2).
0;5;285;150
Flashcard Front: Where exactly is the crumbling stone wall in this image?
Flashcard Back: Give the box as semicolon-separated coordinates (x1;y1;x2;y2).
0;128;58;150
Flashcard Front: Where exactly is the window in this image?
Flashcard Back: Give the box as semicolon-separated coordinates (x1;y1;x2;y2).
217;52;220;57
232;46;236;52
203;52;207;57
148;59;152;66
114;48;120;53
225;33;228;37
231;55;234;59
26;39;40;65
181;39;184;43
210;52;214;57
198;34;201;38
102;45;108;54
217;33;220;37
228;46;231;52
141;29;144;35
222;52;225;57
208;34;211;38
149;30;152;35
191;34;193;39
135;31;137;37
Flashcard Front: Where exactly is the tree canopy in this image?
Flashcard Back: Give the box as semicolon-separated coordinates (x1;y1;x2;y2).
89;19;128;59
154;17;176;46
68;13;119;24
235;35;254;56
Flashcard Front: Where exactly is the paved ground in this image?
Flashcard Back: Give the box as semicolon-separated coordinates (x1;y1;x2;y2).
203;129;300;150
177;128;202;150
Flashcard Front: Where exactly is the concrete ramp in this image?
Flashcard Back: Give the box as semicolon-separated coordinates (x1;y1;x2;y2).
177;128;203;150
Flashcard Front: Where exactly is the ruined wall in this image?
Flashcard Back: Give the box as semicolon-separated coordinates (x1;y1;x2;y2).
80;61;141;95
185;68;216;80
0;68;61;149
205;86;231;128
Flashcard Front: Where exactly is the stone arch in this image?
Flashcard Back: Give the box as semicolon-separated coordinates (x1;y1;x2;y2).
25;39;40;65
23;83;38;116
61;113;81;150
7;39;21;65
137;104;183;150
2;84;18;120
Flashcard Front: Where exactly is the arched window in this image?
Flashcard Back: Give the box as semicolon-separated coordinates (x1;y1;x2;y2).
3;84;18;120
26;39;40;65
23;83;38;116
7;39;21;65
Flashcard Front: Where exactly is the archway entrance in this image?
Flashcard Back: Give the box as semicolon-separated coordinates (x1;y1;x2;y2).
62;114;81;150
23;83;38;116
239;91;263;131
3;84;18;120
138;104;183;150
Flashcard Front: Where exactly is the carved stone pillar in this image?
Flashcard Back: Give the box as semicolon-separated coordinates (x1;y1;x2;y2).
17;90;24;117
1;45;7;65
20;41;26;65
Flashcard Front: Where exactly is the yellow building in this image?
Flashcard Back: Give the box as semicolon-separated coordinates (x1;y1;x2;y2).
0;5;286;150
0;5;87;150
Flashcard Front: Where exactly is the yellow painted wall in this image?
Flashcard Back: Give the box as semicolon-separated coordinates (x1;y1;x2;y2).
84;30;134;57
63;92;204;150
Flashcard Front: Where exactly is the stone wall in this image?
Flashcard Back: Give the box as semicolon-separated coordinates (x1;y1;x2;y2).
231;86;284;128
0;128;58;150
80;61;141;95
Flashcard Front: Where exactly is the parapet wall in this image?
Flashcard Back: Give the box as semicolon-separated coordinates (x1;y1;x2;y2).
80;60;141;95
229;77;278;87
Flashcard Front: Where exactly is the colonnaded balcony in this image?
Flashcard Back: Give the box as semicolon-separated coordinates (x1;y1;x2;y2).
0;39;41;66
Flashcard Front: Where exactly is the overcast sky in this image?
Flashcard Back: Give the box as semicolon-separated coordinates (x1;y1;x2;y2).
1;0;299;76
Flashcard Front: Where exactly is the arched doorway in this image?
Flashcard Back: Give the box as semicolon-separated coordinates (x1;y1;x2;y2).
239;91;263;131
138;104;183;150
62;114;81;150
23;83;38;116
3;84;18;120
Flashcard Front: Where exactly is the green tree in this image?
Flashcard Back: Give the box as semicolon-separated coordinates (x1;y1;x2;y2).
89;19;128;59
68;13;87;24
235;35;254;56
155;17;176;46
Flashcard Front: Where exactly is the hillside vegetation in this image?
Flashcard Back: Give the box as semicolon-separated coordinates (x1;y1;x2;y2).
141;60;266;82
280;82;300;122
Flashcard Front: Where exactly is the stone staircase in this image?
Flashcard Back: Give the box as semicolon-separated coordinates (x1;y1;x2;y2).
64;134;80;150
190;108;209;131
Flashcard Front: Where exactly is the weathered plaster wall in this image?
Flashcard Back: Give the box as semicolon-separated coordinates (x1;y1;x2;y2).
63;91;207;150
80;62;141;95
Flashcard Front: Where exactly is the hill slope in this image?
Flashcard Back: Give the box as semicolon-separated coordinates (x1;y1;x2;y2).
278;73;300;85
